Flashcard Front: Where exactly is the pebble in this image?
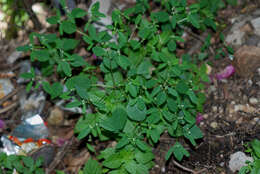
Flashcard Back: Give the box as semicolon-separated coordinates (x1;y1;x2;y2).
203;114;209;119
212;106;218;112
47;107;64;126
210;122;218;129
236;117;243;124
254;117;259;123
209;85;216;93
249;97;258;104
248;80;253;86
234;104;244;112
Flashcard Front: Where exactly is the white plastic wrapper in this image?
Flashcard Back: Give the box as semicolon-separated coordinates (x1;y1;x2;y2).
12;114;49;140
0;136;20;155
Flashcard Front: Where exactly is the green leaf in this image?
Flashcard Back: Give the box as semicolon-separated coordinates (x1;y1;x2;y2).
135;151;154;164
190;125;203;139
187;90;198;104
31;49;49;62
92;46;106;57
70;54;87;67
173;142;190;161
17;45;31;52
20;72;34;79
46;16;59;25
176;81;189;94
65;100;81;108
251;139;260;158
165;146;174;161
125;160;138;174
100;107;127;132
26;81;33;92
167;40;176;52
162;110;175;122
154;91;167;106
116;55;130;70
151;11;169;22
56;38;79;51
118;32;127;48
130;40;141;50
126;102;146;121
83;158;102;174
116;137;130;149
22;156;34;168
87;143;96;153
171;15;177;29
136;139;150;151
60;61;72;76
71;8;87;18
127;84;138;98
103;153;123;169
188;13;200;28
77;127;91;139
61;20;77;34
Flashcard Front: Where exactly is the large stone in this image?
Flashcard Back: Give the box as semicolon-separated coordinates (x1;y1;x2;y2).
229;151;253;173
234;46;260;77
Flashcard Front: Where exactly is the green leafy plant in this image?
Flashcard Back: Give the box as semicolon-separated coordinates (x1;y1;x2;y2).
0;152;44;174
239;139;260;174
16;0;231;173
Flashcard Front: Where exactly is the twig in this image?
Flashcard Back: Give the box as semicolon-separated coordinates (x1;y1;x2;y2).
182;27;215;55
173;160;207;174
0;102;18;114
46;137;76;173
20;0;42;30
0;87;22;106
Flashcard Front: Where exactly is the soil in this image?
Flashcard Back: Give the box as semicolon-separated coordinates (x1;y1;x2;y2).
0;0;259;174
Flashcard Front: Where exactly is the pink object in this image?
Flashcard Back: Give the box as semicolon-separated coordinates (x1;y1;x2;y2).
0;119;5;129
216;65;235;80
196;113;203;124
54;138;66;147
92;54;97;60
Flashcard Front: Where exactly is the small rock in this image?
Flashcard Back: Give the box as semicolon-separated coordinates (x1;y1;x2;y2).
210;122;218;129
229;151;253;173
30;145;55;167
251;17;260;35
203;114;209;119
248;79;253;86
234;104;243;112
234;46;260;78
249;97;258;104
47;107;64;126
236;117;243;124
257;68;260;76
220;162;225;167
209;85;216;93
254;117;259;123
212;106;218;112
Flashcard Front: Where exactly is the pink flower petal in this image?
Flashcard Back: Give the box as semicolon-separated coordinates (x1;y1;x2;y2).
216;65;235;80
196;113;203;124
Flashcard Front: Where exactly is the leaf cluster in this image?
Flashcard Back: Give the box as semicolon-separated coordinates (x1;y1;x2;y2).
16;0;234;173
0;152;44;174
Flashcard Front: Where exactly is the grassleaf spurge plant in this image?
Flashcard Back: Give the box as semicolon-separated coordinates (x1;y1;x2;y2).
17;0;235;173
